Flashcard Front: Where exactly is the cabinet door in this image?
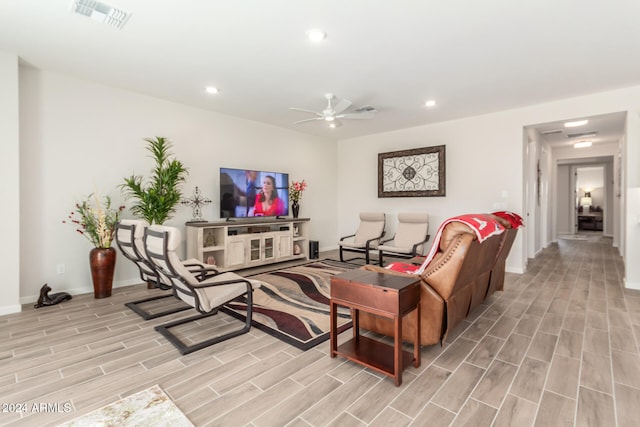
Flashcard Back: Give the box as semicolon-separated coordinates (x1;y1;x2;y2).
278;234;293;258
263;234;276;262
226;236;246;269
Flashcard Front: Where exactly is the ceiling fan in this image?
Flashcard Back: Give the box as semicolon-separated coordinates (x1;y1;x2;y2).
289;93;376;128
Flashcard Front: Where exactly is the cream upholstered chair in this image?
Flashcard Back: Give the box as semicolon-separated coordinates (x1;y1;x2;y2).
116;220;210;320
377;213;430;266
116;220;189;320
338;212;386;264
144;225;262;355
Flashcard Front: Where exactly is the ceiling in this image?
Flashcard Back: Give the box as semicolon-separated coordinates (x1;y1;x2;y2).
1;1;639;140
531;111;626;150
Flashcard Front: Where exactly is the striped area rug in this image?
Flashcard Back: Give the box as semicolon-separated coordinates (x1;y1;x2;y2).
222;260;355;350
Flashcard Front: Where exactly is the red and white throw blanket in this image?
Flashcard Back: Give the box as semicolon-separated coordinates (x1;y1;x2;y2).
386;213;513;275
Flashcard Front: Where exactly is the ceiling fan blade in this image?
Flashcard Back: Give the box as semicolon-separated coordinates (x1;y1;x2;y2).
294;117;324;124
332;98;352;114
289;107;323;117
336;112;376;120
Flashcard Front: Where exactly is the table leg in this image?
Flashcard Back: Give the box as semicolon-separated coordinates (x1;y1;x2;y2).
330;301;337;358
352;308;360;341
414;302;421;368
394;314;402;386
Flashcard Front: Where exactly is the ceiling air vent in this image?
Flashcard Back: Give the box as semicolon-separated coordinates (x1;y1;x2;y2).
567;131;597;139
70;0;131;29
540;129;564;135
355;105;377;113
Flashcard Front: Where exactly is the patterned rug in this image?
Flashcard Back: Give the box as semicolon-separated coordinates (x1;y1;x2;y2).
59;384;192;426
222;260;356;350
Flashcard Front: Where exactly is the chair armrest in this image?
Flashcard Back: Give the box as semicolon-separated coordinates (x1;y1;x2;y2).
364;231;385;249
188;266;220;281
193;275;255;290
411;234;431;255
340;233;356;242
380;234;396;245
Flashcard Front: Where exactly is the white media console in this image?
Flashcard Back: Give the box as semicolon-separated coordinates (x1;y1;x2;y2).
186;218;310;271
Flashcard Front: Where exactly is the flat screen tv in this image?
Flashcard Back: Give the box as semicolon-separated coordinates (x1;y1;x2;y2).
220;167;289;218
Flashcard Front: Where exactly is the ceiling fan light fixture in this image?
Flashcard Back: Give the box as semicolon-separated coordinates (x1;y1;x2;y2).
574;140;592;148
306;29;327;42
565;119;589;128
324;116;335;122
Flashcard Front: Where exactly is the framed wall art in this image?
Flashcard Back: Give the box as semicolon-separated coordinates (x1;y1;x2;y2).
378;145;446;197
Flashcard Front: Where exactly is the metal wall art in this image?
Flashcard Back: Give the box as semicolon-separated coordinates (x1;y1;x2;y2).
378;145;446;197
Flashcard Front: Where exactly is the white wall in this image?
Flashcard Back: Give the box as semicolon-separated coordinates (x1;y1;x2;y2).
0;51;20;315
17;67;337;306
337;112;525;273
556;165;572;234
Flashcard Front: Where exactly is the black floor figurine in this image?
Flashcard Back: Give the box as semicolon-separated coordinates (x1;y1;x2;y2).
34;283;72;308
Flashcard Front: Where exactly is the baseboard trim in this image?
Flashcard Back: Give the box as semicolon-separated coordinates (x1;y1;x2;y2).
624;280;640;290
0;305;22;316
20;278;144;305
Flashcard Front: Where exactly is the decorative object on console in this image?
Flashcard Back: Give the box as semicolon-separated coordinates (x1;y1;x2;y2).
378;145;446;198
34;284;72;308
121;136;188;225
181;186;212;222
63;191;124;298
289;179;307;218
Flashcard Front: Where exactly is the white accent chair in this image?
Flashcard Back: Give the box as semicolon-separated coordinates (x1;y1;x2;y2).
116;220;189;320
377;213;430;266
338;212;386;264
116;219;212;320
144;225;262;355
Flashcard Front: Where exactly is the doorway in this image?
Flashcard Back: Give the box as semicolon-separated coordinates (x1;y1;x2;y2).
522;111;625;263
575;166;604;235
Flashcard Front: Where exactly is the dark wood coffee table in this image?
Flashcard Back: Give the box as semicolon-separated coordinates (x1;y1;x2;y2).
329;269;421;386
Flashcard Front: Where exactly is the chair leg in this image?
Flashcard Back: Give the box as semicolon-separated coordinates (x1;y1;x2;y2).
378;250;384;267
125;294;191;320
155;291;253;355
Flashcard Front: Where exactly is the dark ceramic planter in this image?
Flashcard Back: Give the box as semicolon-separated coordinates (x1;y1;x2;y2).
89;247;116;298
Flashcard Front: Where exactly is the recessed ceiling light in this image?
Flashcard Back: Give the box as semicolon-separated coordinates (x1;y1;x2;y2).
425;100;436;107
205;86;219;94
329;123;337;128
306;29;327;42
69;0;131;29
565;119;589;127
574;140;592;148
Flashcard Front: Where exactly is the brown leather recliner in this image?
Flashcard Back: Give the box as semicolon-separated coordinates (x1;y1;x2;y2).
359;214;518;346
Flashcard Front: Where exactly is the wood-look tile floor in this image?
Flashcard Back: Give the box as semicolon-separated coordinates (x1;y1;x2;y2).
1;240;640;426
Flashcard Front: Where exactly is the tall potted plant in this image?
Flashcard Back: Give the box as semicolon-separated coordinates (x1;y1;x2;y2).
120;137;189;224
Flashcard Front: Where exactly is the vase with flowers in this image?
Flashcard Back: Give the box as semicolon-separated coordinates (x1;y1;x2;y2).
288;180;307;218
64;193;125;298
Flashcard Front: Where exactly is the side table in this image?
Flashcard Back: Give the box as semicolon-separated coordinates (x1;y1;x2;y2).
330;269;421;386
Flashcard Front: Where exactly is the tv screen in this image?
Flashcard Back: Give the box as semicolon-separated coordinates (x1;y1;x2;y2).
220;168;289;218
